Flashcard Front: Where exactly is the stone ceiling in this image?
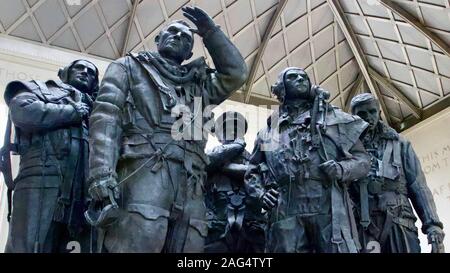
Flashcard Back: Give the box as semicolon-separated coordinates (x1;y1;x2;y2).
0;0;449;131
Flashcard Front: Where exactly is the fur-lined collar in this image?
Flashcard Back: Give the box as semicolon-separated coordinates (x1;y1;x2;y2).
377;121;399;140
133;51;208;84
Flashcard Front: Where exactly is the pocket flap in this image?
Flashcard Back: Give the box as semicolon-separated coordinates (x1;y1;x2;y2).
189;218;208;237
127;203;170;220
122;134;149;146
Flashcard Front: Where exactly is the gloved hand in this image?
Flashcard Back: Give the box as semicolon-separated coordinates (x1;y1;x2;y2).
88;176;119;202
233;137;246;148
426;225;445;253
182;6;217;38
319;160;343;181
72;101;90;119
261;188;279;211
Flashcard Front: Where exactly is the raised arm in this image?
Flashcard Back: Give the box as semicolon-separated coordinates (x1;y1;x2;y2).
182;6;248;105
222;163;250;181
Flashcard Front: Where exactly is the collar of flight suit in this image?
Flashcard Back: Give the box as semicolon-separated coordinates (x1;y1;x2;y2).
375;121;399;141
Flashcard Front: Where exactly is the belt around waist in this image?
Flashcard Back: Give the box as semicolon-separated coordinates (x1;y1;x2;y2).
277;175;328;185
124;133;207;154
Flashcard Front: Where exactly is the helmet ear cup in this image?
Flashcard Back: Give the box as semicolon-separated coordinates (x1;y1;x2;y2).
214;111;248;142
58;59;100;96
271;82;285;103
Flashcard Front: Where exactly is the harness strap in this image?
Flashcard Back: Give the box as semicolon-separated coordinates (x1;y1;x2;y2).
163;197;190;252
392;140;402;171
378;210;394;245
53;127;81;223
359;179;371;229
317;123;358;253
129;53;176;112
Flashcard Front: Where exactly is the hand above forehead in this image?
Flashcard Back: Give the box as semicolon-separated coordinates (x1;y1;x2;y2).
181;6;216;37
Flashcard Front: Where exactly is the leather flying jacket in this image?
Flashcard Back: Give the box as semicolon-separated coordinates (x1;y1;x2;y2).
245;105;370;216
354;121;443;234
4;80;90;181
88;27;248;182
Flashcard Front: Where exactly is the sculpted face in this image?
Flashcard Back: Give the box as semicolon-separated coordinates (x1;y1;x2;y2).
156;22;194;64
67;60;97;94
283;69;311;100
353;100;380;131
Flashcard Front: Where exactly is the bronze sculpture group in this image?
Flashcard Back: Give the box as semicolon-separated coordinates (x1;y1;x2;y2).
0;6;445;253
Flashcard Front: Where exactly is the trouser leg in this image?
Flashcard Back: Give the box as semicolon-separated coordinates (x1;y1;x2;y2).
312;213;354;253
5;178;59;253
103;158;174;253
103;209;169;253
382;223;421;253
50;223;94;253
266;215;310;253
204;239;230;253
180;169;207;253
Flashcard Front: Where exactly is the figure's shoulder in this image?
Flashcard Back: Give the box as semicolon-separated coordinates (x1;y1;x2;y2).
325;106;363;126
126;51;146;63
324;106;369;152
397;134;410;147
109;55;134;70
242;149;251;160
125;51;158;66
379;121;400;141
380;124;414;154
107;51;153;72
326;106;368;135
255;127;265;138
4;80;43;105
